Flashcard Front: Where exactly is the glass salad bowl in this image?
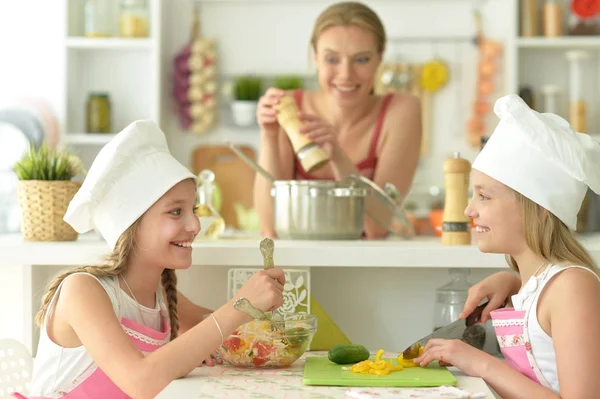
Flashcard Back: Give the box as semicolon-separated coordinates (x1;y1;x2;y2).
219;313;317;368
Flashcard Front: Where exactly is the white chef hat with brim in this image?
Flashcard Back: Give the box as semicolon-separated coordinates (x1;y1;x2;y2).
64;120;197;250
472;94;600;231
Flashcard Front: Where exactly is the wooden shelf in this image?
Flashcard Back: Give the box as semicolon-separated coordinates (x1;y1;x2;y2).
66;37;153;50
64;133;117;145
517;37;600;49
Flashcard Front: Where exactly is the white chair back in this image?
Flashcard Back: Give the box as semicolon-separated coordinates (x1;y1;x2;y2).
0;339;33;398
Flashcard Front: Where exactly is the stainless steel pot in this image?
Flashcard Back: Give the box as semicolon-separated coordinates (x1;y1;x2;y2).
271;180;368;240
227;142;412;240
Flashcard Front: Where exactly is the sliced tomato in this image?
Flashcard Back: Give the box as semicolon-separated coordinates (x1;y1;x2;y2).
223;337;241;351
252;356;268;366
255;341;275;357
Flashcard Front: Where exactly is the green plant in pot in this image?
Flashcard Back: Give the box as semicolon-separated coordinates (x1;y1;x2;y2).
273;75;304;91
13;143;87;241
231;76;262;127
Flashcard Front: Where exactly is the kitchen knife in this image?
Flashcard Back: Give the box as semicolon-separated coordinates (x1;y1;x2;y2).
401;301;488;358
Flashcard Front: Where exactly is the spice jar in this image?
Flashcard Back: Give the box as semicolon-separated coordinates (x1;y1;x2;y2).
543;0;564;37
568;0;600;35
120;0;150;38
86;93;112;134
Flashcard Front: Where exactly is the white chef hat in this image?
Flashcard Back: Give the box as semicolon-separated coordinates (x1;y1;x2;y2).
64;120;197;250
472;94;600;231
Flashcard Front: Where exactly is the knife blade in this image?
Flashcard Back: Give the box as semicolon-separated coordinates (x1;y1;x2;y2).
401;301;488;358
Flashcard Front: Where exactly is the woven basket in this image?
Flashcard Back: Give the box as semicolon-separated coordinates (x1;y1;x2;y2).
16;180;82;242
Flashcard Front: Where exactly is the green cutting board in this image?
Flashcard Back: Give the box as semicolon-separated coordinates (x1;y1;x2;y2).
303;356;457;387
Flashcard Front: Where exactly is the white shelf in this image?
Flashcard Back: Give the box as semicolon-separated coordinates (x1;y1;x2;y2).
517;37;600;49
66;37;153;50
64;133;116;145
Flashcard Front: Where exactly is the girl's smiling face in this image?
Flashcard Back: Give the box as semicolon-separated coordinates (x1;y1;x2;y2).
135;179;200;270
465;170;526;256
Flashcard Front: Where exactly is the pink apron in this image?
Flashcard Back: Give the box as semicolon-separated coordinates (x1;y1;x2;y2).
489;272;553;389
12;311;170;398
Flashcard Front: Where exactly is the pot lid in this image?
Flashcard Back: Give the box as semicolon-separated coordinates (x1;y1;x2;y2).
345;173;415;237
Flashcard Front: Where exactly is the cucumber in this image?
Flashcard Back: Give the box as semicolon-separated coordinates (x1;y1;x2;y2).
328;344;370;365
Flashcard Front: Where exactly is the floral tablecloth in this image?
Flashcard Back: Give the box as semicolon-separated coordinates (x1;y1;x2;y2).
157;352;495;399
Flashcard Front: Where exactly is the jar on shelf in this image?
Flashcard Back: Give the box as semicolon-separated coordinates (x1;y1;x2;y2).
84;0;113;38
543;0;564;37
120;0;150;38
86;93;112;134
568;0;600;35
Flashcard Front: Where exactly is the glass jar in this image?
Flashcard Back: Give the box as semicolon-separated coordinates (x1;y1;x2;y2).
86;93;112;134
543;0;564;37
433;268;472;331
120;0;150;38
84;0;112;38
195;169;225;240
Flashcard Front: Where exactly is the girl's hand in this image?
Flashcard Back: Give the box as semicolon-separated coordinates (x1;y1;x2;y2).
256;88;285;136
234;268;285;312
201;349;222;367
298;113;342;159
413;339;493;377
460;271;520;323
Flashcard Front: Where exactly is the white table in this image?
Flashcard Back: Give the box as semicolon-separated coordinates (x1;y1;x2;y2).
156;352;499;399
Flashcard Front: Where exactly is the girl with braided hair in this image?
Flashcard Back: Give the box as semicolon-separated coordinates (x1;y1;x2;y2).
16;120;285;399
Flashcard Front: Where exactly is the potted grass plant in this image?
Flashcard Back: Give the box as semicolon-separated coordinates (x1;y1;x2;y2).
231;75;262;127
13;143;86;241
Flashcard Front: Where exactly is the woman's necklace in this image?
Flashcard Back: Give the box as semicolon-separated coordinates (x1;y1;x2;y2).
120;274;148;326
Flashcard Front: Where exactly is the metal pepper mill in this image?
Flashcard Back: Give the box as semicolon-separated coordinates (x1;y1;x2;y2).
442;152;472;245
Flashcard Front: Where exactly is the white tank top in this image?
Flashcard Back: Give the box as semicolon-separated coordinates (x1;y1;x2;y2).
511;264;600;393
28;272;168;397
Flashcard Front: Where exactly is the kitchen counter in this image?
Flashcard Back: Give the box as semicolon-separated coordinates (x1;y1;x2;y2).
156;352;499;399
3;232;600;268
2;232;600;357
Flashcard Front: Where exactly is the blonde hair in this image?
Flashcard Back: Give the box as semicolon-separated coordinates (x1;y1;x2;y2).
310;1;386;53
35;221;180;341
507;192;598;274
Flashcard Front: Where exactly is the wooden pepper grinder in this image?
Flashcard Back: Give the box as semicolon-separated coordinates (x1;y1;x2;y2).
274;96;330;173
442;152;472;245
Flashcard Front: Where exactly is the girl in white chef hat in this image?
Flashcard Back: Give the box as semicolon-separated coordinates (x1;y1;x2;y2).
17;121;285;399
414;94;600;398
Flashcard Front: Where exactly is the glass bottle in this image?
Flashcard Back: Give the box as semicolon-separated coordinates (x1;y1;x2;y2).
84;0;112;38
433;268;472;331
194;169;225;240
120;0;150;38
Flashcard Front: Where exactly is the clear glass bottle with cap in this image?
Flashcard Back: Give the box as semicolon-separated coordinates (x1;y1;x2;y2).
433;268;472;331
194;169;225;240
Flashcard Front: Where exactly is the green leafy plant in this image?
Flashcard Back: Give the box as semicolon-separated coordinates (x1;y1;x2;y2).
273;75;303;91
233;76;262;101
13;143;84;181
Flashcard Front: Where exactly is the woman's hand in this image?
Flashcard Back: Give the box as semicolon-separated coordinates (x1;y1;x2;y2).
298;113;343;159
257;88;285;136
459;271;520;323
413;339;494;378
234;268;285;312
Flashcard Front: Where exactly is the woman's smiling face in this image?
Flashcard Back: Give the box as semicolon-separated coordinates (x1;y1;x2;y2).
313;25;381;106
